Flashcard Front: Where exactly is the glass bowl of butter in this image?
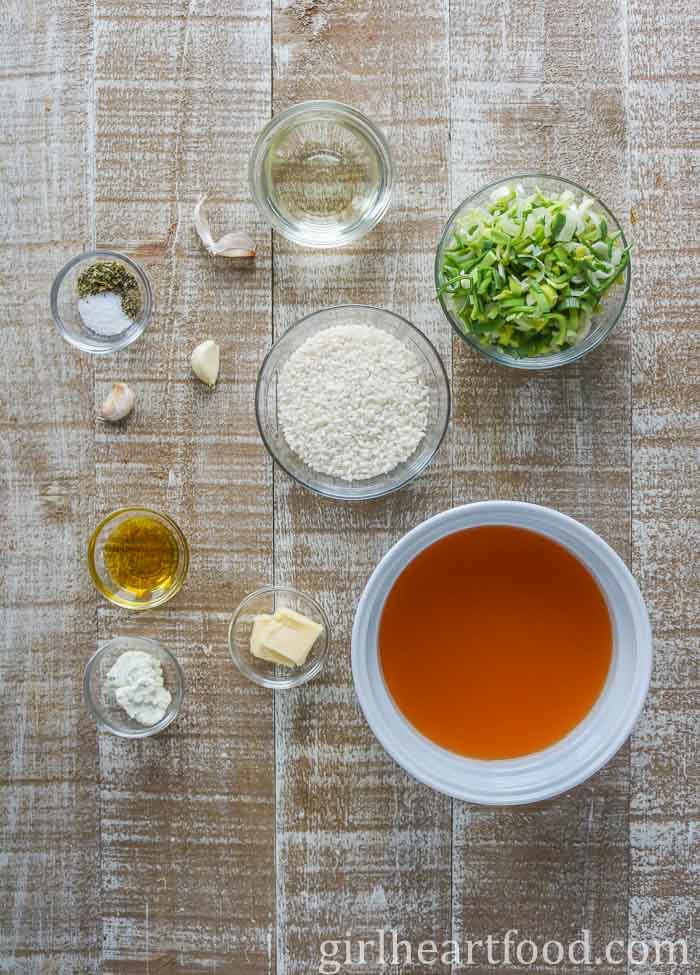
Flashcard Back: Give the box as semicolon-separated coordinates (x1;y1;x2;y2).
228;586;330;689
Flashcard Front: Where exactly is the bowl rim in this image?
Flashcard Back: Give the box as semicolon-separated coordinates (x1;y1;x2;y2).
50;249;153;355
248;99;394;248
255;304;452;501
228;585;331;689
87;506;190;610
435;173;631;370
83;635;185;738
352;501;653;804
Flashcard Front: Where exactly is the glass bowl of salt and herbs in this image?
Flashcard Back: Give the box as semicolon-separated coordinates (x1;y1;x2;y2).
51;250;153;354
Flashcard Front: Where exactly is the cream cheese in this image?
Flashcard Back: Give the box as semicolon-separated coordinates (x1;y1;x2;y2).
106;649;171;726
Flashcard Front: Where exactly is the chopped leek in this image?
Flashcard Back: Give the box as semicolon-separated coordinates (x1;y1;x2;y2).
437;184;631;358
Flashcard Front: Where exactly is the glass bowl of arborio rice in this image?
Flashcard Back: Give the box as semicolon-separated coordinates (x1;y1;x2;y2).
256;305;450;501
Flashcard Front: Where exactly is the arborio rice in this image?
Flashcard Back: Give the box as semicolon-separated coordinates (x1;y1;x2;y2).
278;323;430;481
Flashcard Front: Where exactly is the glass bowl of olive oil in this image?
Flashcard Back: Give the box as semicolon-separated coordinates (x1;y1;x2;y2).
88;507;189;610
249;101;393;248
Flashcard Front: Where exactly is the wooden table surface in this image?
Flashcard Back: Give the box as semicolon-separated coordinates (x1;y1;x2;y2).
2;1;698;973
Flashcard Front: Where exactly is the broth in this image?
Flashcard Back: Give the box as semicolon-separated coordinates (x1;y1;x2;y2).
379;525;612;759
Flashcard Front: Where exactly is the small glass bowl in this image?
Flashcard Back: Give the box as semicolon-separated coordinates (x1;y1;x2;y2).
435;174;631;369
229;586;330;689
83;636;185;738
256;305;451;501
87;507;189;611
249;100;393;248
51;249;153;354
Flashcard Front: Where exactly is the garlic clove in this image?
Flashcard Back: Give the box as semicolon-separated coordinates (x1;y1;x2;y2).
193;194;215;251
191;339;220;389
99;382;135;422
193;193;256;259
209;232;256;258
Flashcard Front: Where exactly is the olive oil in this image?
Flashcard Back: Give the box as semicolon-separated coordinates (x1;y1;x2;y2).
103;516;179;595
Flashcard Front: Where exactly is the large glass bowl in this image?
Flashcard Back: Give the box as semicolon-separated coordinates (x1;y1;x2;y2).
435;174;631;369
255;305;451;501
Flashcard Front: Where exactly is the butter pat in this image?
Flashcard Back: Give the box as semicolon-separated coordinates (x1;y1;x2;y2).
250;615;294;667
263;608;324;665
250;607;324;668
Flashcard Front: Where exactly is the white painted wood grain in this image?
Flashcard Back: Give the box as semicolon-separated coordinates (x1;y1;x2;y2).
92;2;276;973
0;2;99;973
271;2;453;973
449;1;635;970
1;1;697;972
627;1;700;971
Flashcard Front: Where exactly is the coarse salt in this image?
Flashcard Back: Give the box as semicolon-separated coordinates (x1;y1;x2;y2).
78;291;133;336
278;323;430;481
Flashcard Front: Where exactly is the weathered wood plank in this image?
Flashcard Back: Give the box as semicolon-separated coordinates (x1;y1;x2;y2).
0;2;99;973
627;1;699;969
93;2;275;972
2;2;698;971
270;2;453;973
449;2;634;970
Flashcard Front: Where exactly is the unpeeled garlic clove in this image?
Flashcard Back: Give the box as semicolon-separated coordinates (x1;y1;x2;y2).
194;194;256;259
208;231;258;258
191;339;220;389
99;382;135;422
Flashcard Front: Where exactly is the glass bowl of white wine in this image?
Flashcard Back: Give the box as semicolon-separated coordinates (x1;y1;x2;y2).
249;101;393;248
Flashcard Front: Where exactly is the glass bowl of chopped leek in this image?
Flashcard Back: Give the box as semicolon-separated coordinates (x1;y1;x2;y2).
435;175;631;368
51;250;153;354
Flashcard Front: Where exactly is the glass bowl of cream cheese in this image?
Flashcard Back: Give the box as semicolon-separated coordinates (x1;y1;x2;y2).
83;636;185;737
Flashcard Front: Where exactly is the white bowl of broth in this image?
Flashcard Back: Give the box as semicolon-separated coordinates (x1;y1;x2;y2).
352;501;652;805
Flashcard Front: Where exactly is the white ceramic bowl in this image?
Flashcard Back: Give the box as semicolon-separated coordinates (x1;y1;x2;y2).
352;501;652;805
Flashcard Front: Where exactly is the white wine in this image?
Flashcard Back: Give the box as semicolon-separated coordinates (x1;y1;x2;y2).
252;103;392;247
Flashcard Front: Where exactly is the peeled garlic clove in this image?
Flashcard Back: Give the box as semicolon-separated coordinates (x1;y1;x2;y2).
191;339;220;389
193;193;256;259
99;382;135;422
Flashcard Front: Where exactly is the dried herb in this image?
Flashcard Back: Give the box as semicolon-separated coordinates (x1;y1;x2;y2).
77;260;141;320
